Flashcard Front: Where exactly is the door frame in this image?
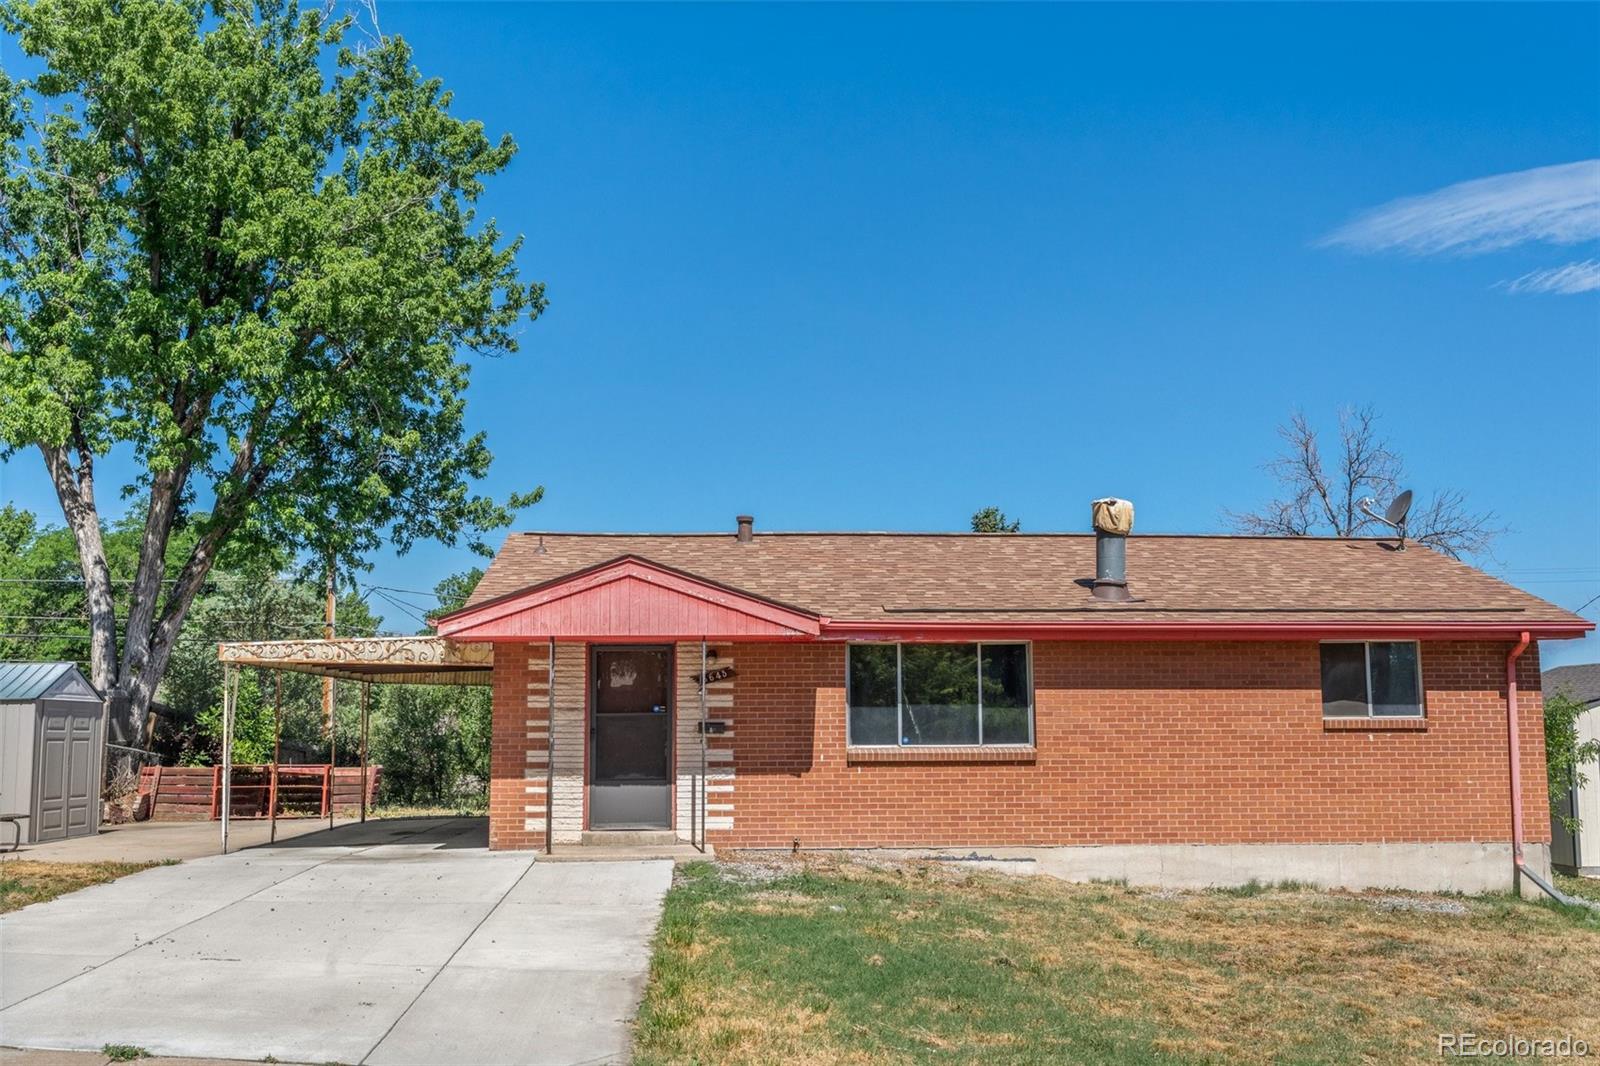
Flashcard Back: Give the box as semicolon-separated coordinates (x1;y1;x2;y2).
587;643;675;830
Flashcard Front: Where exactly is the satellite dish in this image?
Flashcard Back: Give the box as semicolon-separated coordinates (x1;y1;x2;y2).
1383;490;1413;529
1359;489;1413;550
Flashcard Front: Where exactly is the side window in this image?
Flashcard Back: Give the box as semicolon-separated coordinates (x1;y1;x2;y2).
1320;642;1423;718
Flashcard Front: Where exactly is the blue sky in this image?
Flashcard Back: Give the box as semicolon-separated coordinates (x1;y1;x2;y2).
3;3;1598;663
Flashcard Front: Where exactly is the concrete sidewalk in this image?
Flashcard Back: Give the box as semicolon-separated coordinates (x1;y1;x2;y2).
0;818;672;1065
2;1050;300;1066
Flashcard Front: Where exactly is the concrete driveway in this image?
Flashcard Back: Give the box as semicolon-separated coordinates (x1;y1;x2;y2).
0;818;674;1065
7;814;369;864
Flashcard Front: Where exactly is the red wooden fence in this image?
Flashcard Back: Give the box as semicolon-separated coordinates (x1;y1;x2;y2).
138;764;382;821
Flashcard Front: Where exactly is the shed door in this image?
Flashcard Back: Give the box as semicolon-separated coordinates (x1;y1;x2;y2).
36;709;97;842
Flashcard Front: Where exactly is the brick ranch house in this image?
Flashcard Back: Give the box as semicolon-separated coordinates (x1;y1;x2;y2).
431;509;1592;893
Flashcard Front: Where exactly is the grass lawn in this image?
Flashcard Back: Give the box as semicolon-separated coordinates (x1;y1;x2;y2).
1556;872;1600;905
366;802;488;819
0;859;167;913
634;857;1600;1065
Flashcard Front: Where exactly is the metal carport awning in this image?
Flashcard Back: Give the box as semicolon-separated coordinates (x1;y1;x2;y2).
217;636;493;687
213;637;493;854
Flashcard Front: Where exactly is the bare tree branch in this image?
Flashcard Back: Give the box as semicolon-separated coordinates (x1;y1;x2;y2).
1406;489;1502;561
1228;406;1500;560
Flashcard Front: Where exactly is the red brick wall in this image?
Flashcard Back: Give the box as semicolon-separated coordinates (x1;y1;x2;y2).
484;638;1548;851
488;648;548;850
711;639;1548;850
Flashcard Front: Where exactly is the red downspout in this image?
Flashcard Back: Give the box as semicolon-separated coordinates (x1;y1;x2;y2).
1505;631;1531;872
1502;631;1591;907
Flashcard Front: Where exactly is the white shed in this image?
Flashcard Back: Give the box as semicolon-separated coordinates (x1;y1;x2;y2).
0;662;105;845
1547;663;1600;877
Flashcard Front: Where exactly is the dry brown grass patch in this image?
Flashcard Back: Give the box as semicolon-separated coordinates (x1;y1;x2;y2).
0;859;165;913
636;857;1600;1066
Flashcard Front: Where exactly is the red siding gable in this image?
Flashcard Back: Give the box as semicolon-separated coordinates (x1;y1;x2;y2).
436;556;821;641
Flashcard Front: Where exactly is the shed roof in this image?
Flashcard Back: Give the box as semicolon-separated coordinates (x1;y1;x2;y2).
0;662;100;702
453;531;1590;637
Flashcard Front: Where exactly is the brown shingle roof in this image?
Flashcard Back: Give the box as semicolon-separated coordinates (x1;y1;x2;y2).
462;531;1587;629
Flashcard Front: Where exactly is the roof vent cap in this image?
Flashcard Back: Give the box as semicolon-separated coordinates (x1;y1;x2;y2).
1091;498;1134;536
736;515;755;543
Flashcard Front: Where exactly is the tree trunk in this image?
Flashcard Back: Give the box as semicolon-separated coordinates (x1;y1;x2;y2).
38;442;119;694
37;442;229;746
118;465;185;692
117;516;234;745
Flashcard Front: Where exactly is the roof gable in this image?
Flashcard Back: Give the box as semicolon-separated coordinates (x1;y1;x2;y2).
435;555;821;641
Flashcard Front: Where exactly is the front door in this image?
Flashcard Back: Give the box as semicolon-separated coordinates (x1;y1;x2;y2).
590;645;672;829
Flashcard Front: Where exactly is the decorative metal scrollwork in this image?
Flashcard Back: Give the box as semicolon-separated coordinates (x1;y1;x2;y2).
217;637;492;668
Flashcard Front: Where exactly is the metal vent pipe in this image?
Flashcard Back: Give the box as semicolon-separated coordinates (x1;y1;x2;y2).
1091;498;1134;602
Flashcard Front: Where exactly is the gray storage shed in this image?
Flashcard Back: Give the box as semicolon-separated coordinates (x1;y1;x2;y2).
1547;663;1600;876
0;662;105;844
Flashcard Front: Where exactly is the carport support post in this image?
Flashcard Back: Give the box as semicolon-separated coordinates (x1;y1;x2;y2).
269;675;282;843
328;679;337;831
359;682;369;823
698;639;708;853
546;637;554;855
220;665;237;854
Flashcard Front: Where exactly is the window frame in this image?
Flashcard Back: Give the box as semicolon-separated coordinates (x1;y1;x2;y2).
845;641;1035;748
1318;640;1426;719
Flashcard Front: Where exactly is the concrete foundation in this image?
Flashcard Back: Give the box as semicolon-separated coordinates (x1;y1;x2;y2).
814;841;1552;897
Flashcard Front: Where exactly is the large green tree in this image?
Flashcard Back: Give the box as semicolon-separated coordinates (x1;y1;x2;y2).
371;567;491;807
159;556;381;764
0;0;543;740
970;507;1020;533
0;502;195;668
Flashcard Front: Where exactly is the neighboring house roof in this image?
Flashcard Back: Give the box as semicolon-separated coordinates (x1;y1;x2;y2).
450;531;1591;638
1544;664;1600;706
0;662;101;702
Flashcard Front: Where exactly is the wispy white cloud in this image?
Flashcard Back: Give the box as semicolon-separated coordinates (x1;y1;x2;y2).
1500;259;1600;296
1320;160;1600;256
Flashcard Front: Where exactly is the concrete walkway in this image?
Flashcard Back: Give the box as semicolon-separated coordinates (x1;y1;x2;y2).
0;818;674;1065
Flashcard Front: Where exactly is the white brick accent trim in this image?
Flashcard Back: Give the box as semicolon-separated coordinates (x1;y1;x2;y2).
675;642;735;841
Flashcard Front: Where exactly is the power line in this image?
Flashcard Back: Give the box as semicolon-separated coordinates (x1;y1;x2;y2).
0;577;182;585
1497;560;1600;569
365;583;443;600
0;614;374;629
0;614;90;621
370;592;438;618
363;585;432;628
0;633;94;641
1497;568;1600;574
1494;578;1600;585
0;619;393;643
